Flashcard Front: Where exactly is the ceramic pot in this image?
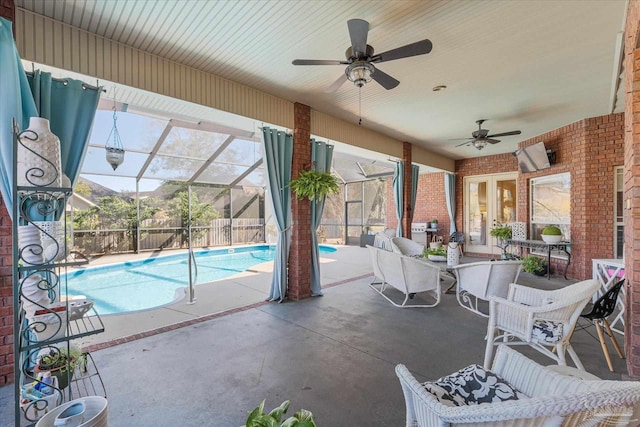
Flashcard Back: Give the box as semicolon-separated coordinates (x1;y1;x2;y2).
17;117;62;188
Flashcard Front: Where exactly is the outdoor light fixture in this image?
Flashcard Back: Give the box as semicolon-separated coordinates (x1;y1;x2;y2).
346;61;374;88
105;88;125;171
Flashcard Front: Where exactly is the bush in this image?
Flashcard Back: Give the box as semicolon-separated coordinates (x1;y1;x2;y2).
541;226;562;236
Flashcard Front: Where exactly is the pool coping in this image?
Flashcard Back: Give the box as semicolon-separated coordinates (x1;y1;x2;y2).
83;272;373;353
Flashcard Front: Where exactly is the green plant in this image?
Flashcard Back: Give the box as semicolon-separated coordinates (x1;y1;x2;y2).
541;225;562;235
521;256;547;274
490;222;512;240
289;169;340;201
425;247;447;257
36;345;85;390
431;218;438;223
244;400;316;427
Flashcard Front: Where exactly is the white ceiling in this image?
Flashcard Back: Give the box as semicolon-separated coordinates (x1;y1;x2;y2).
15;0;627;160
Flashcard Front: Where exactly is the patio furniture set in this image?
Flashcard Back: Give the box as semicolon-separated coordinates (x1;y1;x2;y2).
367;232;640;426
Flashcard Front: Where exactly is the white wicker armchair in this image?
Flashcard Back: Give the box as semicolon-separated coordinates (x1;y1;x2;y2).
396;344;640;427
449;261;522;317
484;279;600;370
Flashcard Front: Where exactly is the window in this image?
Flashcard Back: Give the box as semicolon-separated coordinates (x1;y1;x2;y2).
615;167;623;258
530;172;571;243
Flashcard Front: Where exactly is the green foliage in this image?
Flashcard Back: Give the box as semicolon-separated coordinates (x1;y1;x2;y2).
168;191;220;227
431;219;438;223
74;181;91;197
289;170;340;201
73;195;160;230
521;256;546;274
37;345;83;371
244;400;316;427
541;225;562;235
424;247;447;257
490;222;512;240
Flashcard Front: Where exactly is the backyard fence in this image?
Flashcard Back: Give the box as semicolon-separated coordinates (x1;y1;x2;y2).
72;218;265;255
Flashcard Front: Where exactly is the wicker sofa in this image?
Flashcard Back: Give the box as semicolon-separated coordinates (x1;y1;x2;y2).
396;344;640;427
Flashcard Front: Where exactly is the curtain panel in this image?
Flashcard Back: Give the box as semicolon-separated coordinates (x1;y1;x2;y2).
393;161;404;237
445;173;456;233
262;127;293;302
310;139;334;296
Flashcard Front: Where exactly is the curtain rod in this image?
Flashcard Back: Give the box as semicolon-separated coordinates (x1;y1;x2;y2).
24;71;105;92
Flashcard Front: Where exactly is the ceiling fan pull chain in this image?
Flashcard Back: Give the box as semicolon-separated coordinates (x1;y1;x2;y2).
358;87;362;126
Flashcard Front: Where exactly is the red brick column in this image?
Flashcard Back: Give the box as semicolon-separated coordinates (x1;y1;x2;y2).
624;0;640;377
0;0;15;386
402;142;412;239
289;103;312;300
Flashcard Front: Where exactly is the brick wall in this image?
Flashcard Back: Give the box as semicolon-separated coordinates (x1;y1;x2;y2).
411;172;450;241
0;0;14;386
0;199;12;386
289;103;312;300
624;0;640;377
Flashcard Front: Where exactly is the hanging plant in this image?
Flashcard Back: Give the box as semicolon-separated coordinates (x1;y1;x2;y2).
289;168;339;201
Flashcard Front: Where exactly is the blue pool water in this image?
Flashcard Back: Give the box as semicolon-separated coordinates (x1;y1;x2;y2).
66;245;336;315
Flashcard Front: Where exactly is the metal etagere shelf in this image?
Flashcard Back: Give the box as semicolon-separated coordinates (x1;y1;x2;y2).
11;121;107;426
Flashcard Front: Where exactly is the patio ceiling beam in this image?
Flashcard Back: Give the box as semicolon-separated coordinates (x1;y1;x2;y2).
228;158;264;188
188;135;236;184
137;122;174;181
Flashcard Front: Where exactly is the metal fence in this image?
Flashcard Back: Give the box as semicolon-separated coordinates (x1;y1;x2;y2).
72;218;265;255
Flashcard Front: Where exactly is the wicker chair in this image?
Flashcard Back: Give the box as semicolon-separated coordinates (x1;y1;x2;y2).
396;344;640;427
484;279;600;370
449;260;522;317
391;236;426;257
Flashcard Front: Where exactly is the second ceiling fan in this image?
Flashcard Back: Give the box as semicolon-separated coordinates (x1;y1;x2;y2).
454;120;522;150
292;19;432;92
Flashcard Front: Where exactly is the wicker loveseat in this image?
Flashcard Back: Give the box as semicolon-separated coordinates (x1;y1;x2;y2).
396;345;640;427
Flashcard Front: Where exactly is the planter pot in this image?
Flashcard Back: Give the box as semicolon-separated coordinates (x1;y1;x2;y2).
35;362;75;390
532;265;549;276
428;255;447;262
541;234;562;244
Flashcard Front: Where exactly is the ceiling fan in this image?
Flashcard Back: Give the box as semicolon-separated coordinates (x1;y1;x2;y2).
292;19;432;92
454;120;522;150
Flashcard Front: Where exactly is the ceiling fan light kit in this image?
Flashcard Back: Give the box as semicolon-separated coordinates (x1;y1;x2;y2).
453;119;522;150
292;18;432;91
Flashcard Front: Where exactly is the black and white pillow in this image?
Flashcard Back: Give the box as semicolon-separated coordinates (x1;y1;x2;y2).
423;364;527;407
532;319;564;343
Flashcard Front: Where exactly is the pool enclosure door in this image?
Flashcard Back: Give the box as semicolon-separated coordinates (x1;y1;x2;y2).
464;173;517;256
345;200;363;245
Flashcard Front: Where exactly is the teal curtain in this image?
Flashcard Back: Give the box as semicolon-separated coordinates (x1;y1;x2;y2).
28;71;101;186
0;18;38;219
310;139;334;296
410;164;419;220
445;173;456;233
263;127;293;302
393;161;404;237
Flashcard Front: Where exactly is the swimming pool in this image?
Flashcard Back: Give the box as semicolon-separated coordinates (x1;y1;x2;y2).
66;245;336;315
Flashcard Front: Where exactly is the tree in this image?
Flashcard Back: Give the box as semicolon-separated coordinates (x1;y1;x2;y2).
168;190;220;245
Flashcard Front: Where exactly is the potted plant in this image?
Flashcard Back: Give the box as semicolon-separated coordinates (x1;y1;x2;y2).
244;400;316;427
541;225;562;243
289;168;339;201
34;345;84;390
490;222;512;258
430;219;438;229
521;256;548;276
424;246;447;261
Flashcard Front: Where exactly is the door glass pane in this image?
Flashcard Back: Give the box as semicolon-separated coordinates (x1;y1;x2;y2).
496;179;517;224
468;181;487;245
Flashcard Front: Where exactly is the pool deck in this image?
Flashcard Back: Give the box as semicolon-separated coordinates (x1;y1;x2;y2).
75;244;373;351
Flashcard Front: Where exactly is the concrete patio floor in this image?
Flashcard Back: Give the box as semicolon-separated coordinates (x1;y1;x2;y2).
0;245;629;426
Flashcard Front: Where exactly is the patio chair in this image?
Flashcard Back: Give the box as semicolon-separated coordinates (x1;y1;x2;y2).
450;260;522;317
373;232;393;251
575;279;625;372
396;344;640;427
367;245;441;308
484;279;600;370
391;236;425;257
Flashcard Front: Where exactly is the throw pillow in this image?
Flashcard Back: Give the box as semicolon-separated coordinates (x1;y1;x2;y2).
423;364;526;407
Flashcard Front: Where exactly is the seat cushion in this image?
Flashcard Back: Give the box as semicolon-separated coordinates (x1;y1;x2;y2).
532;319;564;343
423;364;526;407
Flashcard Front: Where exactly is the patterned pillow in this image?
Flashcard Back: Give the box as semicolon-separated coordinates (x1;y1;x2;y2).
532;319;564;343
423;364;527;407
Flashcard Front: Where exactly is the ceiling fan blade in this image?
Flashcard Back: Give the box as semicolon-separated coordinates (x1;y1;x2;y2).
449;137;473;141
371;39;433;63
325;74;348;93
347;19;369;57
292;59;347;66
486;130;521;138
486;138;501;144
455;141;471;147
371;68;400;90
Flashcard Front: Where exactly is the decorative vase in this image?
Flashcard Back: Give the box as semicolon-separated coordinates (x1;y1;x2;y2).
17;117;62;188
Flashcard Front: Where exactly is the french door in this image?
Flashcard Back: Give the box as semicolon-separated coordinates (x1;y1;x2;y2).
464;173;517;255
